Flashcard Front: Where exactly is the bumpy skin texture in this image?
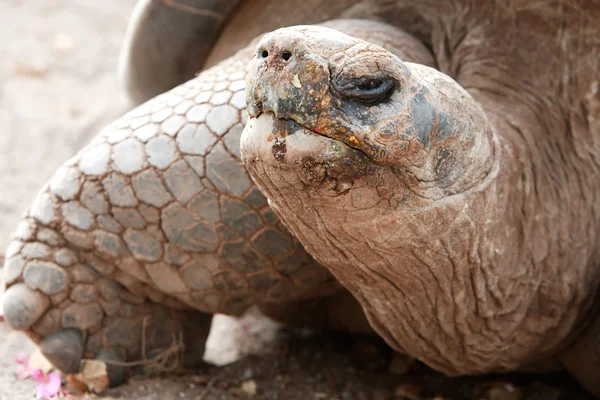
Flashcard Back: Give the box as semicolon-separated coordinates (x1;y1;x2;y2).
0;19;434;381
240;9;600;396
1;43;336;367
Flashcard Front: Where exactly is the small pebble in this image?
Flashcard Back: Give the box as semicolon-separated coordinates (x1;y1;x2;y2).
485;382;523;400
242;368;253;380
54;33;74;51
241;380;257;396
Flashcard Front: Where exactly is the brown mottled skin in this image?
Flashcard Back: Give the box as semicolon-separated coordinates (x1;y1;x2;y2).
2;0;600;397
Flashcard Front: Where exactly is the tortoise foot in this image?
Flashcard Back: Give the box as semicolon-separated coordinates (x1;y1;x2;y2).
2;237;212;379
96;348;127;387
39;329;85;373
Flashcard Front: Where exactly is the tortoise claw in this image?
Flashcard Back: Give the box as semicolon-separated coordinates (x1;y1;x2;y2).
96;348;127;387
2;283;50;330
40;329;84;373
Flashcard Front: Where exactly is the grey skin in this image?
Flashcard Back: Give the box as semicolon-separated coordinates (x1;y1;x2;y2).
2;0;600;397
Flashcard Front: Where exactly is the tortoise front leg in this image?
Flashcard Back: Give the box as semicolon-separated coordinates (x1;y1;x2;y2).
1;34;338;385
2;19;433;384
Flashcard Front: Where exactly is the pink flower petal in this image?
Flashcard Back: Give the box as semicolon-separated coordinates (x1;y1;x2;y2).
14;354;29;365
15;356;32;380
34;372;62;399
30;369;45;383
16;365;31;380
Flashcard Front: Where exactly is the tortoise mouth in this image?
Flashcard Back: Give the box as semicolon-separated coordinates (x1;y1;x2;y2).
242;112;373;192
250;110;372;162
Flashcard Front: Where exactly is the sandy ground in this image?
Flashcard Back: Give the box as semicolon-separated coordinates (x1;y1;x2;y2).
0;1;597;399
0;0;132;249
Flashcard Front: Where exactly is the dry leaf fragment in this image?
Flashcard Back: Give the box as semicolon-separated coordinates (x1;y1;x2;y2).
65;373;89;395
28;349;54;374
191;375;208;385
394;383;422;400
71;360;110;394
13;62;48;77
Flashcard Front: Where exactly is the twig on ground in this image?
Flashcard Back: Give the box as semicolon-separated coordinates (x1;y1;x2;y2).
198;378;216;400
82;317;184;374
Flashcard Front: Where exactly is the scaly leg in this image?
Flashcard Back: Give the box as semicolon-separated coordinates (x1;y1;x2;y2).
1;33;336;384
2;19;433;384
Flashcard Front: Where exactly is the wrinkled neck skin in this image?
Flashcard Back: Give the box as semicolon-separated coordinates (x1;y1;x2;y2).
246;108;509;375
386;62;496;199
242;21;600;376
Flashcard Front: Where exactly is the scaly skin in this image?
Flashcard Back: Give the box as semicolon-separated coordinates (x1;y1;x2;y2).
1;46;337;373
1;20;433;384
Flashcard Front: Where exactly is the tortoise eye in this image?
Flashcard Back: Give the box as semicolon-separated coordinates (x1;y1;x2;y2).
332;76;395;105
358;79;382;90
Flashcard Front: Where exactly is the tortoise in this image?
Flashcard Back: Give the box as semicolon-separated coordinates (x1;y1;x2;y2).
2;0;600;396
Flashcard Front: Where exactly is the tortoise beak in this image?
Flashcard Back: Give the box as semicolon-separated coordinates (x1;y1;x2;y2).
245;29;332;126
241;112;371;187
246;31;297;119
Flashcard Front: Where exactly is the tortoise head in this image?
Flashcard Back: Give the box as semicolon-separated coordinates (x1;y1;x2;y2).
241;25;502;374
243;25;497;202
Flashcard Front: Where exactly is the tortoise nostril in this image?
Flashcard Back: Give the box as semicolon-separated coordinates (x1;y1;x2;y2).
260;50;269;58
282;51;292;61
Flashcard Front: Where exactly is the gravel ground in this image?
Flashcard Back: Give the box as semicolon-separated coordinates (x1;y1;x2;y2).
0;1;596;399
